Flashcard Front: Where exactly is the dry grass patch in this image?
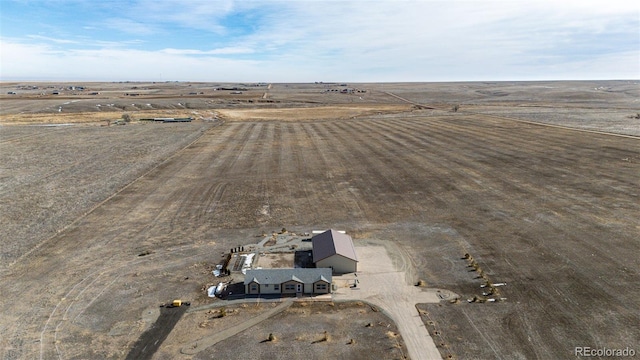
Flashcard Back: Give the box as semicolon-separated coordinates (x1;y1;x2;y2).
0;110;206;125
216;104;412;122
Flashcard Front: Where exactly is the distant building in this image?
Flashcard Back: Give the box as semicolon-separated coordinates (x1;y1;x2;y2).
244;268;332;295
312;229;358;274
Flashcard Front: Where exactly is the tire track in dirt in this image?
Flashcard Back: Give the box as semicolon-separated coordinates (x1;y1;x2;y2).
343;117;637;340
210;122;256;178
422;116;632;231
98;128;232;246
358;118;532;274
0;128;58;145
245;122;271;175
385;116;629;227
287;123;321;225
346;119;473;208
165;122;256;230
397;117;638;258
365;118;486;194
0;124;213;268
411;116;597;182
271;123;304;226
364;116;636;346
40;244;221;360
270;122;283;173
53;275;123;360
304;122;369;223
401;114;637;195
255;122;275;225
329;121;425;218
0;124;84;145
388;117;541;197
261;122;295;225
226;122;266;177
292;123;341;224
364;118;544;239
181;299;293;355
227;123;271;227
466;109;640;140
254;122;279;225
3;124;220;359
383;89;640;139
3;124;214;271
167;124;254;231
338;120;467;222
39;269;109;360
297;122;340;225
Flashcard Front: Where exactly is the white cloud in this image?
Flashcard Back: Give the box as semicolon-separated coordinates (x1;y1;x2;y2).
102;18;157;35
1;0;638;81
26;35;79;44
160;47;255;55
128;0;238;34
0;39;265;81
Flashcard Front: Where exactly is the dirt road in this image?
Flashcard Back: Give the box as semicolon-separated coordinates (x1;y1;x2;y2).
181;299;293;355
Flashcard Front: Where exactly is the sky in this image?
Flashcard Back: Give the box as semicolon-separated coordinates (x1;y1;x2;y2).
0;0;638;82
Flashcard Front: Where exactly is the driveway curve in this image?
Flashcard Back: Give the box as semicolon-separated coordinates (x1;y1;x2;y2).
333;243;454;360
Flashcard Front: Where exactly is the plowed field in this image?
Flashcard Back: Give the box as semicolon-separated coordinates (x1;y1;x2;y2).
1;81;638;359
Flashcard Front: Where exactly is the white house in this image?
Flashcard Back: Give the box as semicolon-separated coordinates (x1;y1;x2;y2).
312;229;358;274
244;268;332;295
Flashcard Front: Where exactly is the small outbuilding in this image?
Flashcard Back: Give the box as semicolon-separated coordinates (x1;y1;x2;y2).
244;268;332;295
312;229;358;274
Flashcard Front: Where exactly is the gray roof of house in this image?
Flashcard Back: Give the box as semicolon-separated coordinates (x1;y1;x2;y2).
244;268;332;285
312;229;358;263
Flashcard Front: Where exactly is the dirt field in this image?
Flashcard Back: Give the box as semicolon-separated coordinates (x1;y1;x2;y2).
156;301;408;360
1;81;639;359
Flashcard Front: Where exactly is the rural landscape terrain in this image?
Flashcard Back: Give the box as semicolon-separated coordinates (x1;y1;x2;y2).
1;80;639;359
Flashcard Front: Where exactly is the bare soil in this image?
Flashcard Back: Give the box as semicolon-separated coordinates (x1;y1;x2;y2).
154;302;407;360
1;80;638;359
254;253;295;268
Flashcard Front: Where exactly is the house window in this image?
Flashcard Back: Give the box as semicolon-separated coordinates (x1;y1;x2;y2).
316;284;327;290
284;284;296;291
274;284;280;291
250;284;258;291
265;284;269;288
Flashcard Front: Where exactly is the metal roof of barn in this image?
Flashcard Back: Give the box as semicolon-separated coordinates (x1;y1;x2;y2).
312;229;358;263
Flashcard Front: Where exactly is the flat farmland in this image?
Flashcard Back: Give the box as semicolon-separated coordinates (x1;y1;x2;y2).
1;82;639;359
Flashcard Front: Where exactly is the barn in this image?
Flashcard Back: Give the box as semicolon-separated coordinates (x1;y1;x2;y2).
312;229;358;274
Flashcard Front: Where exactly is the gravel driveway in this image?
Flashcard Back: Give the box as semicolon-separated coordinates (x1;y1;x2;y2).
333;243;455;360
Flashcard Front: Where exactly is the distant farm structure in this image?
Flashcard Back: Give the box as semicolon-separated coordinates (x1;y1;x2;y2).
140;117;193;123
